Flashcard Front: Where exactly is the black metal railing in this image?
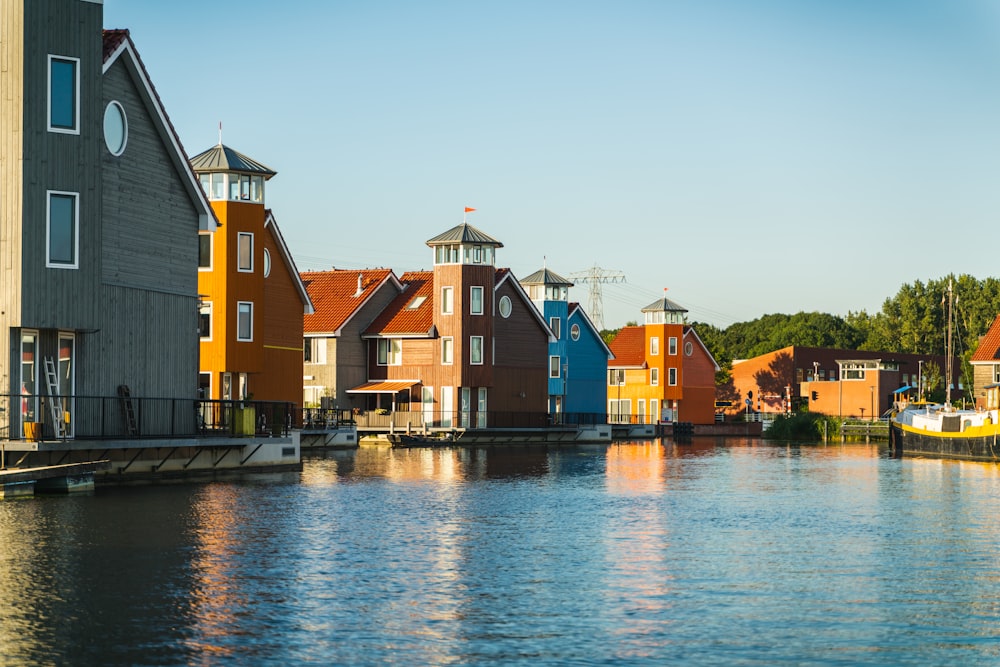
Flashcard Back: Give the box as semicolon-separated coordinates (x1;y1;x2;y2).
1;393;294;441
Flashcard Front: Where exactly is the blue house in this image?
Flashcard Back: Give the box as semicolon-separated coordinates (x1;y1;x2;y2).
520;267;613;420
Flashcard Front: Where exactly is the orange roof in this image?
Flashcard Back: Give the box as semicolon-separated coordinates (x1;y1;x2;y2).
364;271;435;337
971;313;1000;362
302;269;397;334
347;380;419;393
608;326;647;368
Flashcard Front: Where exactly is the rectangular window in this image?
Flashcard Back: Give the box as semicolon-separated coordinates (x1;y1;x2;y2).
198;234;212;269
238;233;253;272
550;317;561;339
441;286;454;315
441;337;454;365
199;302;212;340
608;369;625;386
668;367;678;386
377;339;401;365
550;355;560;378
668;337;678;355
470;286;484;315
47;191;78;268
651;399;659;422
48;55;79;133
650;336;659;355
251;176;263;202
651;367;659;386
638;400;646;424
477;387;487;428
237;302;253;341
470;336;483;365
211;173;225;200
304;338;326;364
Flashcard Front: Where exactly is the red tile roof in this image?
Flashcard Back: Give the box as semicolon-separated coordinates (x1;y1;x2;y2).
302;269;397;334
103;29;129;61
971;313;1000;362
364;271;435;336
608;325;646;368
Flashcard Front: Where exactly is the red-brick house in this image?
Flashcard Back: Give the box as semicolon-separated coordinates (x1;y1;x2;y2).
356;223;552;428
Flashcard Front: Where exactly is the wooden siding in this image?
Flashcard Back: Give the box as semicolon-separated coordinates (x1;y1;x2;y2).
101;56;199;296
20;0;103;331
257;223;304;407
0;0;25;394
564;310;609;415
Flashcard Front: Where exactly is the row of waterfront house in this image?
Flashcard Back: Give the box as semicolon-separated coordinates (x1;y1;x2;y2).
0;0;721;484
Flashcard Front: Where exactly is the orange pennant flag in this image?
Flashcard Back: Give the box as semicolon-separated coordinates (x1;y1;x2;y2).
464;207;476;213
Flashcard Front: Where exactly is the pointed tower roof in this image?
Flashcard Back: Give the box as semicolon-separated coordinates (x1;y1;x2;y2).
520;267;573;287
426;222;503;247
189;143;277;179
641;294;688;313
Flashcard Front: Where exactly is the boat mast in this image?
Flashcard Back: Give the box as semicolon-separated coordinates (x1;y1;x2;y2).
945;279;954;408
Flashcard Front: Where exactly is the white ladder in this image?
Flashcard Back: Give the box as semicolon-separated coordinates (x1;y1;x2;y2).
44;357;66;439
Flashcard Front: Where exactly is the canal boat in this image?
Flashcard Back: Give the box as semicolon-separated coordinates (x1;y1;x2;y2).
888;279;1000;461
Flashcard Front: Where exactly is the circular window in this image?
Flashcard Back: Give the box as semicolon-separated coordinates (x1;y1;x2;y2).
570;323;580;341
103;101;127;156
684;341;694;356
498;295;512;318
263;248;271;277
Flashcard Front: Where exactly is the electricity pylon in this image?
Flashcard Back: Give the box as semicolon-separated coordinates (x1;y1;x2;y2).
569;265;626;331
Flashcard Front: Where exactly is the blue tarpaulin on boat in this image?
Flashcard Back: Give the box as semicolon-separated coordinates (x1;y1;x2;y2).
892;385;913;394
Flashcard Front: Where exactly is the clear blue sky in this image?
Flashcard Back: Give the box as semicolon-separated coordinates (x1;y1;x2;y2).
104;0;1000;329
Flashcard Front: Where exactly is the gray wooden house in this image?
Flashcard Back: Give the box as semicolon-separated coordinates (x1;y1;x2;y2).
0;1;214;440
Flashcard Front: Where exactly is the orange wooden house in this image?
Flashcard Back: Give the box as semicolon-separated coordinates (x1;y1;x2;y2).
190;144;313;408
607;294;719;425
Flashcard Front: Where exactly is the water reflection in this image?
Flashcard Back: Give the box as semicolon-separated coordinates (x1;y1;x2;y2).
3;439;1000;664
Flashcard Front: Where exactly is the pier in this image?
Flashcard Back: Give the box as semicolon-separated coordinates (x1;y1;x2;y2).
0;461;111;498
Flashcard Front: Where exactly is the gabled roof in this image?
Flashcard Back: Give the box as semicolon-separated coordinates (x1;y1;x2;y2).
971;313;1000;363
520;267;573;287
608;325;647;368
642;294;688;313
683;326;721;372
302;268;401;335
495;269;556;342
263;210;313;315
102;29;216;232
363;271;436;337
426;222;503;247
189;143;277;179
568;302;614;360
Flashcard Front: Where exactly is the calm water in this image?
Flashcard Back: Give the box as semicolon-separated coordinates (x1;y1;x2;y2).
2;438;1000;666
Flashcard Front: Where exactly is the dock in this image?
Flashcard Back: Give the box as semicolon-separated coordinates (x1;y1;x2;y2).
0;461;112;498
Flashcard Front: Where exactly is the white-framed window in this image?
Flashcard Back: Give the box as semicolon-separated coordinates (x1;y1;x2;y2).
237;302;253;341
48;55;79;134
669;337;678;355
651;367;659;386
470;286;484;315
498;295;512;318
304;337;326;364
199;302;212;340
550;317;561;339
441;337;454;365
650;336;659;355
441;286;454;315
103;101;128;155
470;336;484;365
377;338;402;366
684;341;694;357
651;398;659;422
608;399;632;424
263;248;271;278
477;387;488;428
668;367;678;386
198;233;212;270
608;369;625;386
638;399;646;424
47;191;79;269
570;323;580;341
238;233;253;272
549;355;560;378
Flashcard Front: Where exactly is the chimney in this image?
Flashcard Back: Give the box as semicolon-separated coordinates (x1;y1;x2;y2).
354;273;363;297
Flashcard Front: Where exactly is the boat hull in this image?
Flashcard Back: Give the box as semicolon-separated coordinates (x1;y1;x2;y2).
889;422;1000;462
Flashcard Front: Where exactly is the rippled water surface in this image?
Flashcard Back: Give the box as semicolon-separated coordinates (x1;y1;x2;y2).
2;438;1000;666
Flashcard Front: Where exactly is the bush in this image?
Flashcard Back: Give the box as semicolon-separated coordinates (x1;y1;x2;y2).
766;412;840;442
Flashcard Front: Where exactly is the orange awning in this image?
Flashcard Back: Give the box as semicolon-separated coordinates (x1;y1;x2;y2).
346;380;419;394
